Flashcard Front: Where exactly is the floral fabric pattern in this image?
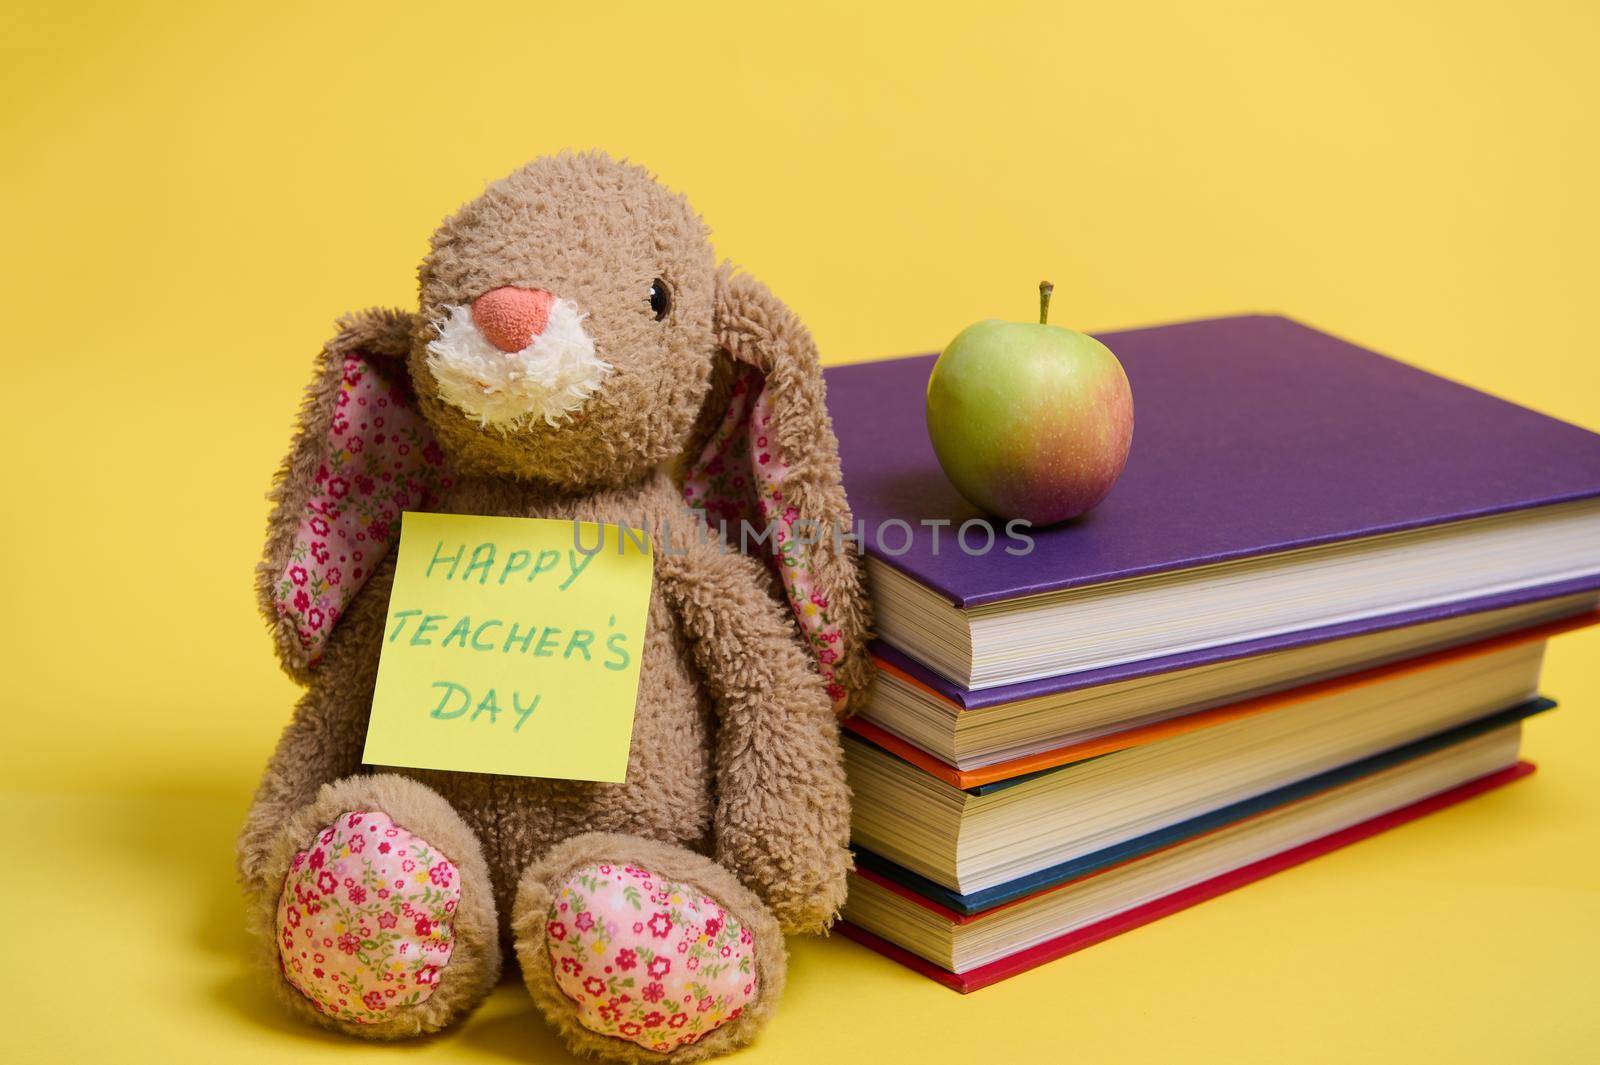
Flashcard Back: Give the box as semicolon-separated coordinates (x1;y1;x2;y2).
682;363;848;710
276;811;460;1024
272;354;452;665
546;863;758;1053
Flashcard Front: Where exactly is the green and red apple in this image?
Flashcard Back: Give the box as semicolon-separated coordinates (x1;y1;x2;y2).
926;283;1133;525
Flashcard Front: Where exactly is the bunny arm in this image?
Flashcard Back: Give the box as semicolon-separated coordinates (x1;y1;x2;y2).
237;562;397;889
237;680;373;889
658;526;853;936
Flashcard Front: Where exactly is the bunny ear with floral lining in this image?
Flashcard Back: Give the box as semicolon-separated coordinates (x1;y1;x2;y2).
680;268;873;715
257;309;453;680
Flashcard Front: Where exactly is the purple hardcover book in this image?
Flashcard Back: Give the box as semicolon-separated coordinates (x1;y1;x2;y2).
824;315;1600;701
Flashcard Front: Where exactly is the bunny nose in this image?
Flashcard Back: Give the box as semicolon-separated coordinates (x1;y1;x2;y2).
471;287;555;353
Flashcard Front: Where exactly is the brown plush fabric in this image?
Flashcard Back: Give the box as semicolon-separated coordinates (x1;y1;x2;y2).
239;152;869;1057
656;516;852;934
243;773;501;1038
512;833;787;1064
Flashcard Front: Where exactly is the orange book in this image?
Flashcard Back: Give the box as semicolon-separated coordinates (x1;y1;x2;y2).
847;609;1599;790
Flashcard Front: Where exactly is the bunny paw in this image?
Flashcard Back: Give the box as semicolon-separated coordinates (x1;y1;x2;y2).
276;810;462;1024
543;862;760;1052
514;833;786;1062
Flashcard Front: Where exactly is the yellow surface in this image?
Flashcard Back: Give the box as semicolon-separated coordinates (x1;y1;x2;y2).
3;2;1598;1062
365;515;653;782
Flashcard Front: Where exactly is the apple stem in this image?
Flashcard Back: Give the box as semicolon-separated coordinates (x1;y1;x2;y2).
1039;280;1054;325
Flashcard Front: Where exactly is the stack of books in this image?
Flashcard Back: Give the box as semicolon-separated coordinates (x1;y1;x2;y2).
823;315;1600;991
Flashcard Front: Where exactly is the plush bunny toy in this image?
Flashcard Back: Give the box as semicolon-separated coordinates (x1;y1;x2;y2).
238;152;872;1062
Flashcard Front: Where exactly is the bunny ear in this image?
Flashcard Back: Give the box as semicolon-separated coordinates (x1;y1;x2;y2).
257;308;453;680
680;266;873;714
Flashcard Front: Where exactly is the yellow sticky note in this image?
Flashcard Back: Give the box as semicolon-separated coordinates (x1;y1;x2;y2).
362;512;653;782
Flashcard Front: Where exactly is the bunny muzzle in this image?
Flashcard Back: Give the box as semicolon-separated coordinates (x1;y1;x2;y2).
425;287;613;429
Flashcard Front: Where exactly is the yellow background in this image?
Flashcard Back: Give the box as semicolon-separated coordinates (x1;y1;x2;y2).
3;2;1597;1061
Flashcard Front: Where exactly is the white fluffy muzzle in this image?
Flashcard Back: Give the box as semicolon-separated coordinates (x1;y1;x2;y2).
425;299;612;428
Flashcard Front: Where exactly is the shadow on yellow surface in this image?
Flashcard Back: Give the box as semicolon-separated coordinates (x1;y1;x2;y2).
8;715;1600;1064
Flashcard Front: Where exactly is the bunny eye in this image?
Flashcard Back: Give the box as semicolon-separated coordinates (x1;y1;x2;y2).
649;278;672;321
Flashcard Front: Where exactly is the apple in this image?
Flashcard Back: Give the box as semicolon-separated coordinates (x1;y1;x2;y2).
926;282;1133;525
